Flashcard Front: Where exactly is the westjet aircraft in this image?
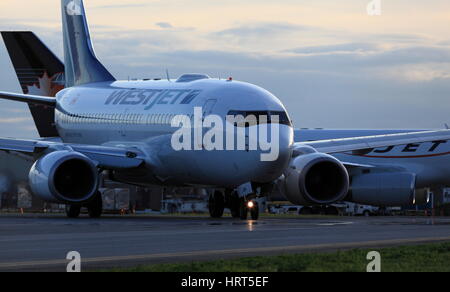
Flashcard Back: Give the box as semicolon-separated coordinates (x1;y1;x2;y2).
1;0;450;220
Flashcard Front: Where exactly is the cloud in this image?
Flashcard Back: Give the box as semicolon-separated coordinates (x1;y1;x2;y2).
372;33;430;43
375;63;450;82
213;22;320;39
91;3;151;10
107;44;450;76
289;43;380;54
0;117;31;124
156;22;173;29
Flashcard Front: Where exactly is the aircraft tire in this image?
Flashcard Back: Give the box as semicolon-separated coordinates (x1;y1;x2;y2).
250;202;259;220
209;191;225;218
65;205;81;218
87;192;103;218
229;191;241;218
239;199;248;220
299;207;313;215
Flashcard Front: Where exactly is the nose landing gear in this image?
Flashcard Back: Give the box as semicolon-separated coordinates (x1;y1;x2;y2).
209;189;261;220
239;199;259;220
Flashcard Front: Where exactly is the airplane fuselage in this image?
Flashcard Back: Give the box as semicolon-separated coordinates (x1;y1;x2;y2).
55;78;294;187
296;129;450;188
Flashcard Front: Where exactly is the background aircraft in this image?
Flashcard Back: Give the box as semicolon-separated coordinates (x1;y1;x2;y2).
0;0;449;220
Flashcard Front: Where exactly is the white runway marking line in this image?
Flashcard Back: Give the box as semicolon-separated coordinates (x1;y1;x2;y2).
316;222;354;226
0;236;449;269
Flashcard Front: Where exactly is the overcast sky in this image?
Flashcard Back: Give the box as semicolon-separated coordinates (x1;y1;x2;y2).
1;0;450;138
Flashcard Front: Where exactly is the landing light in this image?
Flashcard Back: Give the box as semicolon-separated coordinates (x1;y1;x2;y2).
247;201;255;209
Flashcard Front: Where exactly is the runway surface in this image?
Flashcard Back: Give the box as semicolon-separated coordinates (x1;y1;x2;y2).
0;214;449;271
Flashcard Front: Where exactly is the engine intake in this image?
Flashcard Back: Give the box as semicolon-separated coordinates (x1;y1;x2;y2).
283;153;349;205
29;151;99;204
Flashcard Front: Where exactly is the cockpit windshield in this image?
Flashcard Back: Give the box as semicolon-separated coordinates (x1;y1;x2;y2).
227;110;292;127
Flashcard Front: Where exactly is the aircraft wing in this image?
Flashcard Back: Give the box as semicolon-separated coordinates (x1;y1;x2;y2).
0;137;145;169
300;129;450;154
0;91;56;106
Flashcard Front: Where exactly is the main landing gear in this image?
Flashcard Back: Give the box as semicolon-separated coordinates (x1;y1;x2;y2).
209;190;225;218
209;189;260;221
65;191;103;219
65;205;81;218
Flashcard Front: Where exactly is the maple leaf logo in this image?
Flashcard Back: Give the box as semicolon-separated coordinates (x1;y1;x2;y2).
26;72;65;97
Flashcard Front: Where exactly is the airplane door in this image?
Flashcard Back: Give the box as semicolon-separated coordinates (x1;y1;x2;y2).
119;108;130;138
203;99;217;117
201;99;217;150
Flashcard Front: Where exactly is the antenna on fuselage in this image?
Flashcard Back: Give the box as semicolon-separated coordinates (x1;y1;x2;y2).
166;69;171;82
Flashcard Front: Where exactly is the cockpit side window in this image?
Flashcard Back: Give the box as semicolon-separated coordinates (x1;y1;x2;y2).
227;110;292;127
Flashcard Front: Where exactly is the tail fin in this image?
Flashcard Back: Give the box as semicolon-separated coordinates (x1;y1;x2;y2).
1;31;62;137
61;0;115;87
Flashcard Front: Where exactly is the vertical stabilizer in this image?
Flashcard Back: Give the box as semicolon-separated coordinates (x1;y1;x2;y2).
1;31;62;137
61;0;115;87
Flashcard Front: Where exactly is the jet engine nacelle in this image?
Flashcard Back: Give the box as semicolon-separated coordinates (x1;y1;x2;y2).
282;152;350;205
29;151;99;204
349;172;416;206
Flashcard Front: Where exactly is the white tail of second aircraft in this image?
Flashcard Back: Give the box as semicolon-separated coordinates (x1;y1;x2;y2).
61;0;115;87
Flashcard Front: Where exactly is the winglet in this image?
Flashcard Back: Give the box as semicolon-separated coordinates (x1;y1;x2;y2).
61;0;115;87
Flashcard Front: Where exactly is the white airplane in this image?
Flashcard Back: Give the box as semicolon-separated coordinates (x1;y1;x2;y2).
1;0;450;220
